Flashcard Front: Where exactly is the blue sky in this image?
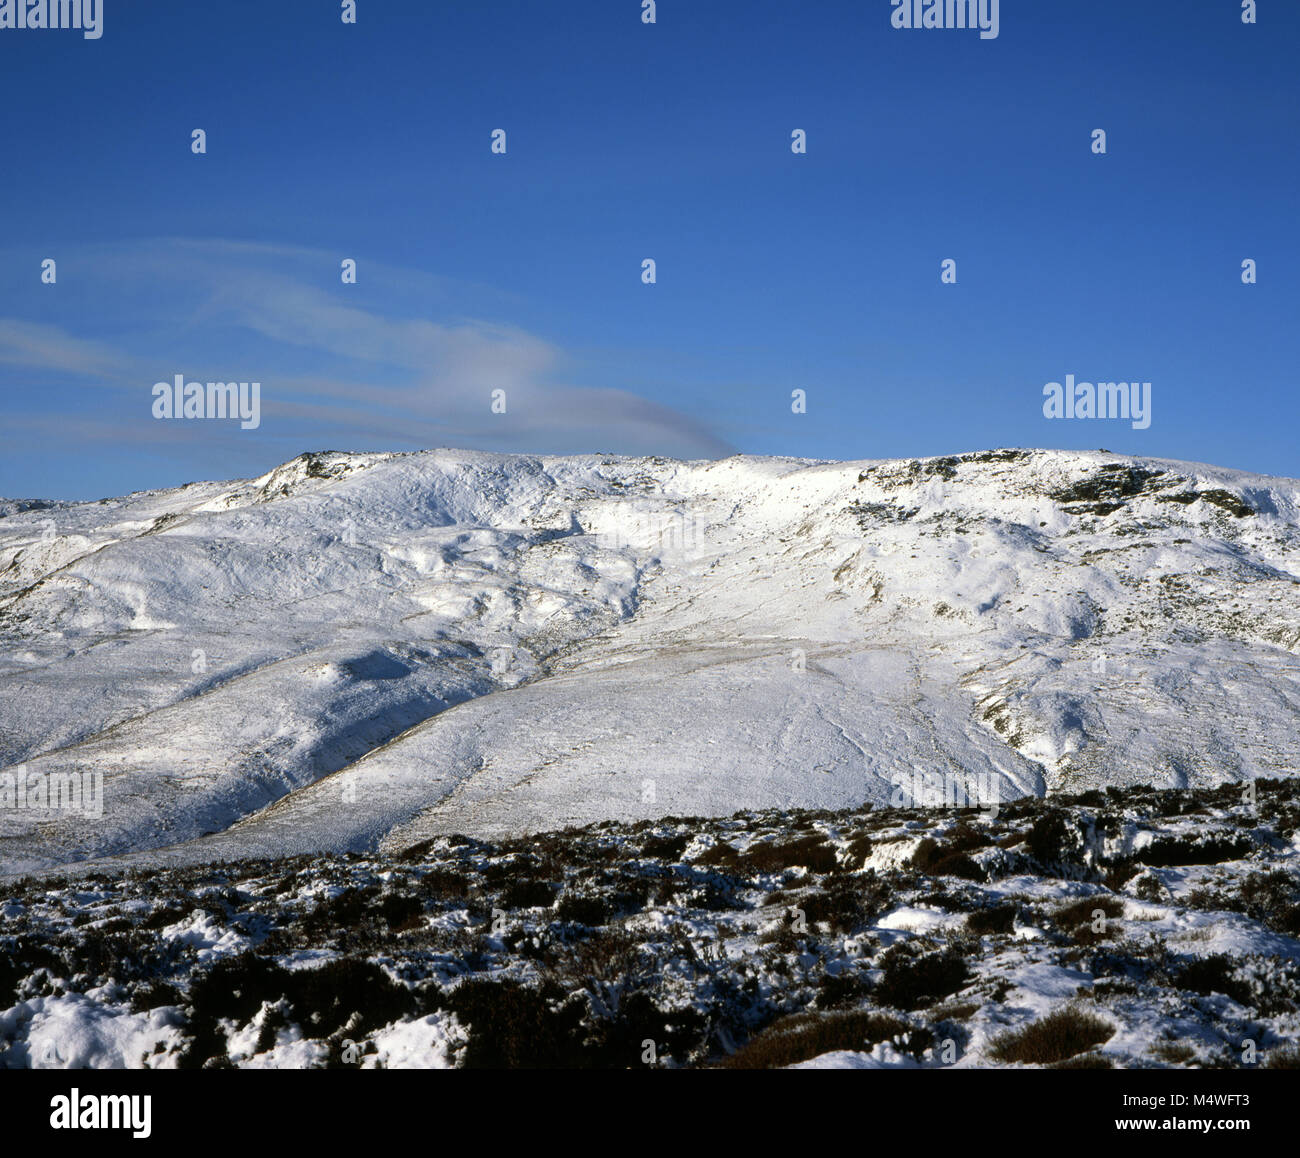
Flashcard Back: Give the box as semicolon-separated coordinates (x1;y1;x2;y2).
0;0;1296;500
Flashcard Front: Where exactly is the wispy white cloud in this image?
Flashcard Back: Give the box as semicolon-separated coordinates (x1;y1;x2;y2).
0;319;133;379
0;238;733;462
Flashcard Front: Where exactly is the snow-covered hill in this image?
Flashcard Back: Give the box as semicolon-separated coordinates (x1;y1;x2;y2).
2;447;1299;874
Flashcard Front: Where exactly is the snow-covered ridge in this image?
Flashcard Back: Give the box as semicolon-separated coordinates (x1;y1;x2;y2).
1;446;1298;874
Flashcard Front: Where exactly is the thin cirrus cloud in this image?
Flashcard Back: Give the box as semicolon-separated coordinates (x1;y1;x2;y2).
0;238;734;468
0;318;133;380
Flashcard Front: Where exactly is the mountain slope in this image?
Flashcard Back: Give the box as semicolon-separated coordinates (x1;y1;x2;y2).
2;447;1298;874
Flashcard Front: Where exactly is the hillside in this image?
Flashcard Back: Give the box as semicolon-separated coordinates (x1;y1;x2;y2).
2;447;1298;874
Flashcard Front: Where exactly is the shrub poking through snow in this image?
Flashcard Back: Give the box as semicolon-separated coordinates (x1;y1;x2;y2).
1051;894;1125;944
697;834;837;875
965;903;1017;936
875;944;970;1011
1137;833;1254;867
800;872;893;933
1176;954;1256;1007
554;892;609;926
1264;1046;1300;1069
1025;811;1084;873
1049;1051;1113;1069
989;1006;1114;1065
911;837;986;883
1238;871;1300;937
721;1010;927;1069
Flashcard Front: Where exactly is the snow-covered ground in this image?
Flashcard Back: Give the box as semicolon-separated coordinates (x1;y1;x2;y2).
2;780;1297;1069
2;446;1299;874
